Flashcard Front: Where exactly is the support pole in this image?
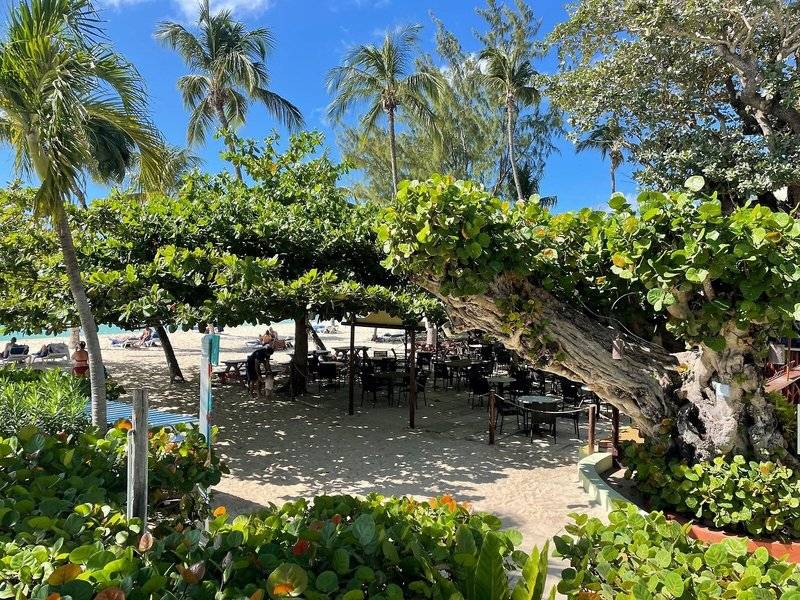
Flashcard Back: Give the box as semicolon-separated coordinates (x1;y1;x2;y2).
348;315;355;416
409;328;416;429
488;391;497;445
127;388;149;522
587;404;596;454
611;405;620;461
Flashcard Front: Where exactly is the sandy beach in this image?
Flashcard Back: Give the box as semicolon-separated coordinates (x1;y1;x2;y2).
7;322;607;584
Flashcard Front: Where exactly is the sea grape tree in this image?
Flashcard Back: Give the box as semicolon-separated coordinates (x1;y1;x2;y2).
379;174;800;459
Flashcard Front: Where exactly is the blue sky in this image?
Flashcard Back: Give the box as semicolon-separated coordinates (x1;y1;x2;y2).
1;0;637;212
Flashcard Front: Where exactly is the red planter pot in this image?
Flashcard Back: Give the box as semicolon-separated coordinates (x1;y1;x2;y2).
665;512;800;563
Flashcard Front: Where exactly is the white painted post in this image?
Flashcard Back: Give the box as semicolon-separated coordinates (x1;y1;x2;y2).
127;388;149;522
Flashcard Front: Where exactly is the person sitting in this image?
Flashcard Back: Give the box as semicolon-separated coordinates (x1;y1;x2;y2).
259;330;274;347
31;343;51;360
246;346;274;398
72;341;89;376
1;337;18;359
111;327;152;348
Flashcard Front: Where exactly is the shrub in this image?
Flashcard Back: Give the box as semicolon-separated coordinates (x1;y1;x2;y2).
0;368;90;435
555;503;800;599
8;487;553;599
622;442;800;540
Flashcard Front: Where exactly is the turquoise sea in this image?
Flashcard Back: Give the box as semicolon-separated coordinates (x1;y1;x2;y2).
0;324;129;342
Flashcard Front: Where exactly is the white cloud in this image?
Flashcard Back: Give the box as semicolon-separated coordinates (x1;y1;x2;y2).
99;0;274;18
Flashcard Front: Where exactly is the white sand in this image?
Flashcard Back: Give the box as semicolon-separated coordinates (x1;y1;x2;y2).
7;322;608;589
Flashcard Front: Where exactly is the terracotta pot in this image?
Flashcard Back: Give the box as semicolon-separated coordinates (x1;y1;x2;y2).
665;512;800;563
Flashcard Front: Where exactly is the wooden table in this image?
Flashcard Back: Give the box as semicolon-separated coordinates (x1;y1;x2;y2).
218;359;247;384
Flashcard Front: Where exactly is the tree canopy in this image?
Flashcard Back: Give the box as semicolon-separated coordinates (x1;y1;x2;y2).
379;174;800;459
548;0;800;209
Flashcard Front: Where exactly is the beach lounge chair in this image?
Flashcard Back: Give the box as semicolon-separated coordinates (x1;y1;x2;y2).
1;345;29;364
29;342;69;364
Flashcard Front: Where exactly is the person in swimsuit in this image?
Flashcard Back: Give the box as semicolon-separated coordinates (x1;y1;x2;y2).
72;341;89;376
246;346;274;398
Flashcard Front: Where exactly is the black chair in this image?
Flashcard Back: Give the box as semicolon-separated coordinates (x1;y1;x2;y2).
559;378;582;437
317;362;339;391
360;367;389;406
528;401;558;442
403;370;429;406
433;361;452;389
467;368;491;409
497;397;520;433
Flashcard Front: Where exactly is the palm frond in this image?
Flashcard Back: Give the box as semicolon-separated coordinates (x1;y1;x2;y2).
186;97;216;146
252;87;304;130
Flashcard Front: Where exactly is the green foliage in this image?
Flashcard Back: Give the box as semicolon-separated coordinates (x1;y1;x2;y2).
379;174;800;350
7;481;553;599
0;369;90;436
548;0;800;208
771;392;798;454
555;503;800;599
0;369;125;436
0;133;444;336
623;442;800;540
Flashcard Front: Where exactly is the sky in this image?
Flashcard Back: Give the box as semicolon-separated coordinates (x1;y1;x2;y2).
0;0;638;213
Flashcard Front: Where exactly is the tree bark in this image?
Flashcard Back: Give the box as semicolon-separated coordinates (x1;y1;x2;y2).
291;312;309;396
54;202;107;433
69;327;81;350
156;324;185;383
387;106;399;197
214;102;242;182
420;273;786;460
507;97;524;203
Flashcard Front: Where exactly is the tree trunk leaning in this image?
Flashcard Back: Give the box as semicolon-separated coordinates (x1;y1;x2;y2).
507;98;524;203
156;324;185;383
307;324;326;351
387;106;399;197
54;202;107;433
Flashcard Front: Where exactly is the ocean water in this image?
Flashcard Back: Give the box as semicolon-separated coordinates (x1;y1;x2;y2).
0;324;129;342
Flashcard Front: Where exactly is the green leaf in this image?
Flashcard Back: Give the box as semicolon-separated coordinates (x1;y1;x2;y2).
685;175;705;192
315;571;339;593
473;532;508;600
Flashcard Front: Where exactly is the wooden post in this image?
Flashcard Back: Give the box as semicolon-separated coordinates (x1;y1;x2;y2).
348;315;355;416
488;391;497;445
127;389;149;522
409;328;416;429
611;405;620;460
587;404;596;454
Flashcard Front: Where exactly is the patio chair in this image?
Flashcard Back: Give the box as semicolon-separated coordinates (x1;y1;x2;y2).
29;342;69;364
526;400;558;443
360;367;389;406
559;379;582;437
402;369;429;406
1;345;29;364
467;368;491;409
317;361;340;391
497;397;521;433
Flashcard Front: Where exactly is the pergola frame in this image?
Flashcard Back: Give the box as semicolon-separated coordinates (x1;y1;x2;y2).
343;312;426;428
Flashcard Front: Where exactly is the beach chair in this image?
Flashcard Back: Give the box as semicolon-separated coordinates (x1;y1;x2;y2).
1;345;29;364
29;342;69;364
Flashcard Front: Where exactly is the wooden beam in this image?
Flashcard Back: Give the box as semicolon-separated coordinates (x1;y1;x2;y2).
348;315;355;416
409;328;416;429
127;388;149;522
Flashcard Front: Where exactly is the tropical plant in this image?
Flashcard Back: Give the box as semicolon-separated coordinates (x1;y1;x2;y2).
379;174;800;459
622;442;800;540
0;0;165;432
575;119;626;194
555;503;800;598
549;0;800;210
156;0;303;181
338;4;561;206
480;44;541;203
327;24;443;197
126;144;202;198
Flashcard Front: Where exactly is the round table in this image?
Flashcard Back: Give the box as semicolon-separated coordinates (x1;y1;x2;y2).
488;375;515;395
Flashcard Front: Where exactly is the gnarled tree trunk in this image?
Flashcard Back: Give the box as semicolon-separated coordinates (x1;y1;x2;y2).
424;274;785;460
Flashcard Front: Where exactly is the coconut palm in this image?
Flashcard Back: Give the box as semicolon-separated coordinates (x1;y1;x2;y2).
127;145;202;198
156;0;303;181
327;24;443;197
0;0;164;431
480;45;541;203
575;120;626;194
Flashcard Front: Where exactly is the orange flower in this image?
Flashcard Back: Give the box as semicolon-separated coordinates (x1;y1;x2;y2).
115;419;132;431
438;495;458;512
272;583;295;596
331;514;342;525
95;589;126;600
212;506;227;518
292;539;310;556
47;594;61;600
250;591;265;600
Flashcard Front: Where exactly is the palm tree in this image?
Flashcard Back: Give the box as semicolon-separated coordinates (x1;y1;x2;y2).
480;45;541;203
156;0;303;181
0;0;164;432
327;24;443;197
127;145;202;198
575;120;626;194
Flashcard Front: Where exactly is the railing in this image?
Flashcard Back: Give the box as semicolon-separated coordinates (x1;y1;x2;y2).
488;391;620;458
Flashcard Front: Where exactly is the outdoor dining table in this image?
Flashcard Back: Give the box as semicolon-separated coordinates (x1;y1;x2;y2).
218;359;247;385
376;370;407;402
516;395;561;438
433;357;472;389
487;375;515;395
